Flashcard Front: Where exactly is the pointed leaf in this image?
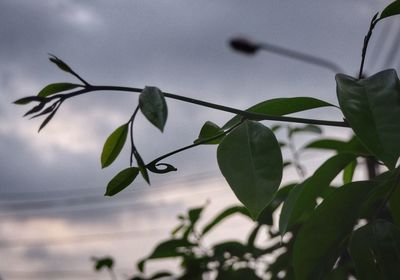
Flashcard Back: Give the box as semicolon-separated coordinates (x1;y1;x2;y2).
336;70;400;169
343;159;357;184
223;97;336;129
349;220;400;280
194;121;223;144
14;96;45;105
139;86;168;132
279;153;356;236
303;136;369;155
138;239;194;272
380;0;400;20
105;167;139;196
201;206;250;236
133;149;150;184
288;124;322;138
38;107;58;132
37;83;80;97
217;120;283;219
48;54;73;73
293;181;377;280
101;123;129;168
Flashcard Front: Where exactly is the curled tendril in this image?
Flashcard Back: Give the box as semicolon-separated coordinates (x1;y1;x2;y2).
146;162;178;174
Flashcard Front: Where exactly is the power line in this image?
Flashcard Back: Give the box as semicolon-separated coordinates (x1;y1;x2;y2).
0;185;227;220
0;175;223;210
0;227;170;248
0;170;220;200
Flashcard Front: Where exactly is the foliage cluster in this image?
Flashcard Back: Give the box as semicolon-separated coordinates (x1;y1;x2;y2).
14;1;400;279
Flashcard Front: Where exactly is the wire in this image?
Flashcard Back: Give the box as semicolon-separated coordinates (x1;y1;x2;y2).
0;170;220;200
0;185;227;220
0;227;171;248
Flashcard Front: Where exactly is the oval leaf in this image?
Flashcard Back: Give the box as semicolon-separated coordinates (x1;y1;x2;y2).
217;120;283;219
223;97;336;129
336;69;400;169
101;123;129;168
293;181;377;280
37;83;80;97
139;86;168;132
105;167;139;196
349;220;400;280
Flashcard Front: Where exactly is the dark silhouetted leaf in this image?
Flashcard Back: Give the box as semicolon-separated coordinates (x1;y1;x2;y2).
138;239;194;272
48;54;73;73
223;97;336;129
38;108;58;132
105;167;139;196
303;136;369;155
217;120;283;219
336;70;400;169
288;124;322;138
37;83;81;97
92;256;114;271
23;102;46;117
139;86;168;132
380;0;400;20
133;149;150;184
293;181;376;280
279;153;356;236
14;96;45;105
349;220;400;280
194;121;223;144
201;206;250;236
101;123;129;168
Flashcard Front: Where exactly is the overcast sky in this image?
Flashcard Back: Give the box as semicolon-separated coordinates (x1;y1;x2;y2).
0;0;398;279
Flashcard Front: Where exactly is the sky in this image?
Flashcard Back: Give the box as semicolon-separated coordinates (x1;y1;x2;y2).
0;0;399;279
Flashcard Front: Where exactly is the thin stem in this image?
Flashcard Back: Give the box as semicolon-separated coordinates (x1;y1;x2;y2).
146;120;243;174
49;85;349;128
358;13;380;79
129;106;140;167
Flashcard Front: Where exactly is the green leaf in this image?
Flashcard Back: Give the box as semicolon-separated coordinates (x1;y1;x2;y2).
132;149;150;184
303;136;369;155
194;121;223;144
293;180;377;280
201;206;250;236
14;96;45;105
257;183;295;226
217;120;283;219
336;70;400;169
380;0;400;20
139;86;168;132
223;97;336;129
105;167;139;196
343;159;357;184
37;83;81;97
48;54;73;73
279;153;356;236
349;220;400;280
137;239;194;272
101;123;129;168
